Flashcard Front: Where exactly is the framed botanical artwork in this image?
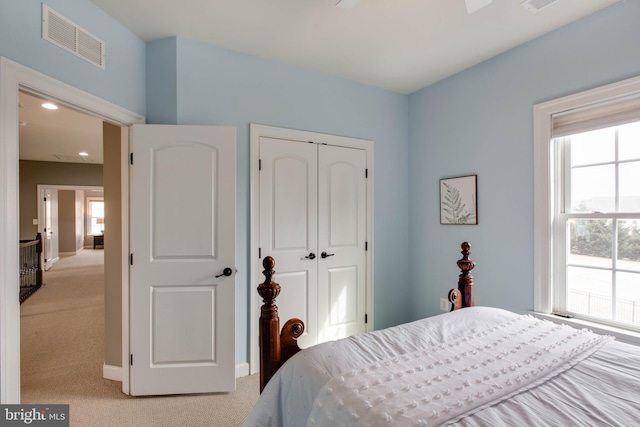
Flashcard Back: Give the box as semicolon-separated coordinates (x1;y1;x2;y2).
440;175;477;225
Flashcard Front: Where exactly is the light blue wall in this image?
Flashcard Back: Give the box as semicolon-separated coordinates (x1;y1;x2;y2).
147;37;410;364
408;0;640;320
146;38;177;124
0;0;145;115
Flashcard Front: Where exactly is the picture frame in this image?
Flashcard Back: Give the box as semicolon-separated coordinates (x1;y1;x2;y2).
440;175;477;225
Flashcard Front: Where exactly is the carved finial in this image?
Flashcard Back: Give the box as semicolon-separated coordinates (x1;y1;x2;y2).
457;242;475;276
258;256;280;307
262;256;275;282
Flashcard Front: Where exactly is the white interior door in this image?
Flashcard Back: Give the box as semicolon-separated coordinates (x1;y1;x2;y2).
258;138;367;348
129;124;236;396
317;145;367;342
42;188;58;270
259;137;318;348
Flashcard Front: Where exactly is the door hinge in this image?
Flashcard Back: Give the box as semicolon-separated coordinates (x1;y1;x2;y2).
130;354;133;366
130;254;133;265
130;153;133;165
259;159;261;171
259;247;262;258
365;168;368;178
365;241;368;251
365;314;368;324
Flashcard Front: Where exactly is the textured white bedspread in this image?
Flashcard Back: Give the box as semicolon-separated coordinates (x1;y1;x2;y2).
243;307;640;427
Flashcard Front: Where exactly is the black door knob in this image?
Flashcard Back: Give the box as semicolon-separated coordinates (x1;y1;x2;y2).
321;252;335;259
215;267;233;278
304;252;316;260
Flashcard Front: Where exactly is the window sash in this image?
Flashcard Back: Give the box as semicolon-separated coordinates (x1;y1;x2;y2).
556;129;640;330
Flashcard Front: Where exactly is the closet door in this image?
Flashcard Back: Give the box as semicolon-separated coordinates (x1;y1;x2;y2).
317;145;367;342
259;137;319;348
259;138;368;347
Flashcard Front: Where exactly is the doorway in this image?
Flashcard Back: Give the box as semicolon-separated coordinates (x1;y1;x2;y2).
0;57;144;403
18;89;114;402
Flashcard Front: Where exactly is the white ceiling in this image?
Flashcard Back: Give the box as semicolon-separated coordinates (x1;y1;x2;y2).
19;0;620;164
19;91;104;164
92;0;618;94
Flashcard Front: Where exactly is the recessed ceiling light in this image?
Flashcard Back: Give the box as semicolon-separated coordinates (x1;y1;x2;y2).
79;152;89;157
41;102;58;110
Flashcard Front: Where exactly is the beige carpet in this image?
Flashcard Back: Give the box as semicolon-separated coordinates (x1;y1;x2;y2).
20;249;260;427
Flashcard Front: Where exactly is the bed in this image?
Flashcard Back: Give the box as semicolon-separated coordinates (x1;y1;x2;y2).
245;242;640;426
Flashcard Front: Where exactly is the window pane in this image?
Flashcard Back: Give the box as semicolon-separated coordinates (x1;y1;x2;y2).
619;121;640;161
567;267;612;319
570;165;615;212
568;219;612;266
570;128;615;166
616;272;640;326
91;201;104;217
619;161;640;212
618;219;640;271
90;200;104;235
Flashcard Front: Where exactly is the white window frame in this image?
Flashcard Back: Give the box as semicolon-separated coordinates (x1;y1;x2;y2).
533;75;640;342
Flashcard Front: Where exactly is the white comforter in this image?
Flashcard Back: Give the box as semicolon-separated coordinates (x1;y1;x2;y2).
243;307;640;427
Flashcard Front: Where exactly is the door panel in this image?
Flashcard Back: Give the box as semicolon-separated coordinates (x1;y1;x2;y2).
274;271;310;337
259;137;318;347
152;144;218;258
130;124;236;396
318;145;367;342
328;266;359;326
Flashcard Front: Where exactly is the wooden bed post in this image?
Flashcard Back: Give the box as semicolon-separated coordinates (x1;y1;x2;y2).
257;256;304;393
449;241;475;310
257;257;281;392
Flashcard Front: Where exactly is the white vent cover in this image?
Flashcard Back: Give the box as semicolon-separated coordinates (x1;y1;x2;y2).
42;4;105;69
521;0;560;13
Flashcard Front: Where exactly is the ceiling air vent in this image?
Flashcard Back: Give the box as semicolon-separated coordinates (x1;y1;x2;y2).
42;4;105;69
53;154;89;163
521;0;560;13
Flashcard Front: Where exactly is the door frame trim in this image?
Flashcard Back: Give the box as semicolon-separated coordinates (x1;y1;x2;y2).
249;124;374;374
0;57;144;402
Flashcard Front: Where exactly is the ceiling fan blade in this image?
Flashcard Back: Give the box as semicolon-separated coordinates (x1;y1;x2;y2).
336;0;361;9
465;0;493;14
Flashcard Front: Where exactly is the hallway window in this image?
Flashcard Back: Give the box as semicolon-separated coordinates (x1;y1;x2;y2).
88;198;104;235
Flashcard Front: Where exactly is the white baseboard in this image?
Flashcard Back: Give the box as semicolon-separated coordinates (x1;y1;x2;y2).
236;363;250;378
104;363;250;382
103;364;122;381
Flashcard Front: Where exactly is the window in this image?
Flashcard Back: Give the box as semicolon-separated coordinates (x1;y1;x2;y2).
87;198;104;235
534;76;640;332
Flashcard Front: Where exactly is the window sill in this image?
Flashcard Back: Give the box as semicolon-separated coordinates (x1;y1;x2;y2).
530;311;640;347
